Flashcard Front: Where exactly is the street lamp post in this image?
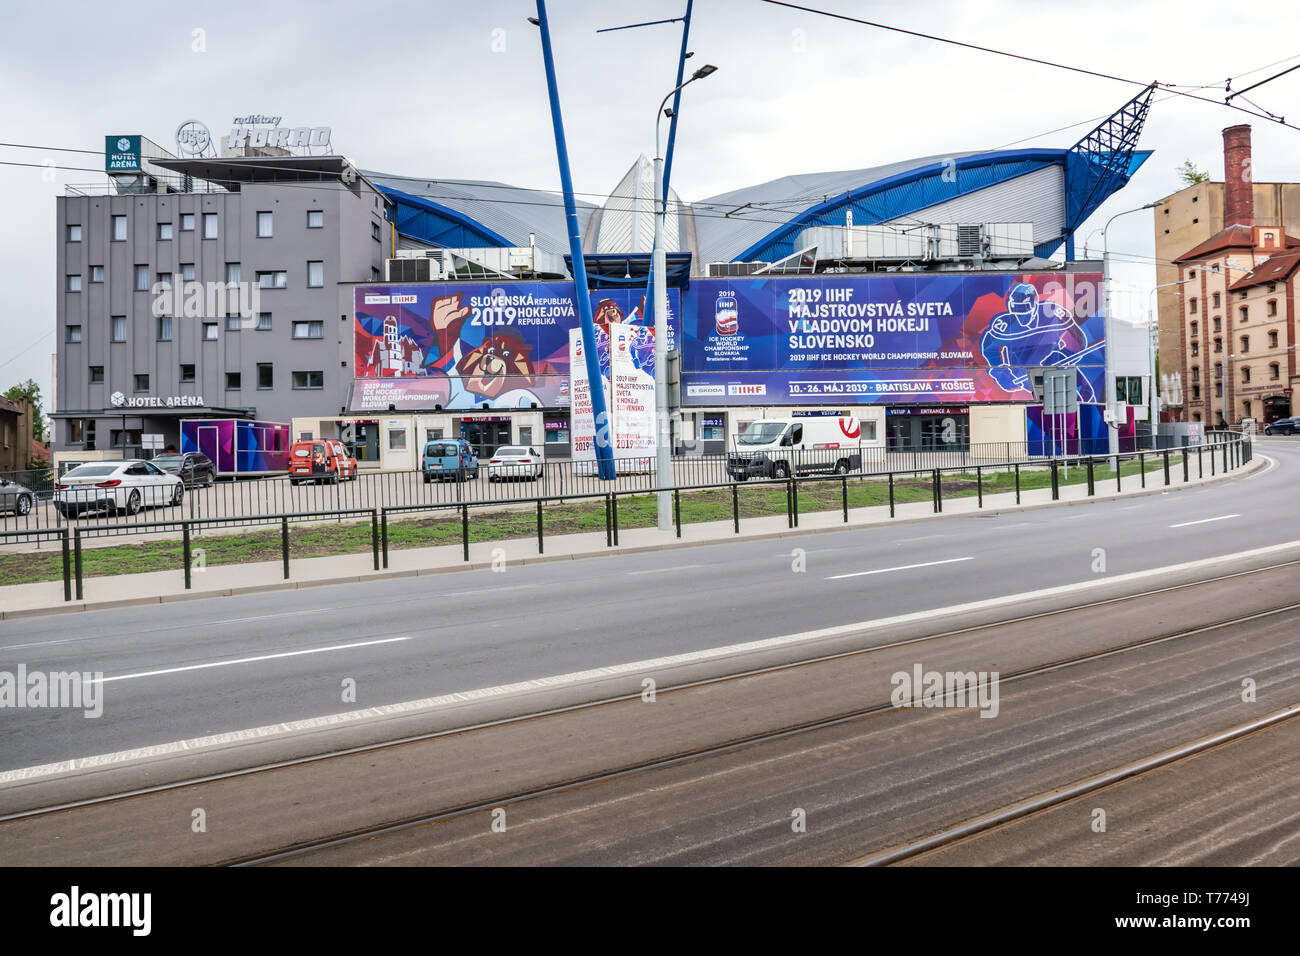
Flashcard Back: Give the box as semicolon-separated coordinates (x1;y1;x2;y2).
652;63;715;530
1102;201;1161;464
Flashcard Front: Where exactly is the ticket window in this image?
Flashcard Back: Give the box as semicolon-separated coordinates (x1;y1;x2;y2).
384;422;413;470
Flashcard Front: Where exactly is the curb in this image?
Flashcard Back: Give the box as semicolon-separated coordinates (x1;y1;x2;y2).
1;454;1265;620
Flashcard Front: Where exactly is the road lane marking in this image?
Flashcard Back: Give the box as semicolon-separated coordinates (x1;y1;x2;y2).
1169;514;1240;529
87;637;410;685
8;539;1300;783
826;556;974;580
626;565;704;576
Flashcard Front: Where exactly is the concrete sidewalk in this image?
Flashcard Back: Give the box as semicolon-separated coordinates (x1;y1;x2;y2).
0;454;1261;619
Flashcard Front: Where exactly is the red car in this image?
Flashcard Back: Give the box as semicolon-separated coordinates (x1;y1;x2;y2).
287;440;358;484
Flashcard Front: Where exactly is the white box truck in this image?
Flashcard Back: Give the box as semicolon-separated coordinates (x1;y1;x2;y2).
727;416;864;480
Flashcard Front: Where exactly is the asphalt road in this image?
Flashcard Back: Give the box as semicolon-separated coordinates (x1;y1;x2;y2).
0;438;1296;772
4;564;1296;866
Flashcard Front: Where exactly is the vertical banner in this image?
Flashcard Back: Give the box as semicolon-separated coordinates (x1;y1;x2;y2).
609;321;657;467
568;327;606;469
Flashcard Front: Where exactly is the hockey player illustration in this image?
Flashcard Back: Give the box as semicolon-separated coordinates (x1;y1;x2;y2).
420;293;544;408
979;282;1099;401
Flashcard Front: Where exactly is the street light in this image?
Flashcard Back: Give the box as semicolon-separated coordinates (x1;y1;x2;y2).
1102;200;1161;463
1147;278;1189;431
652;63;717;530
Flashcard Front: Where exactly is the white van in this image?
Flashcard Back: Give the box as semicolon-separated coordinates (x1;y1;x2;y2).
727;416;864;480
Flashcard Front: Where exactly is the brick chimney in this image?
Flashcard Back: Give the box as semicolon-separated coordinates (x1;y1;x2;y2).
1222;124;1253;228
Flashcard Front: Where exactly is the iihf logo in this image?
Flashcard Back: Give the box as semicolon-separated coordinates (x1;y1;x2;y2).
715;290;738;336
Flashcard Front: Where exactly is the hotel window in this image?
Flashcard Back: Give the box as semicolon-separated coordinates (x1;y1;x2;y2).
225;263;240;285
257;312;272;331
157;316;173;341
112;216;127;241
1212;292;1221;308
111;316;127;342
1269;330;1279;348
203;322;218;341
1270;363;1281;380
1190;321;1198;338
226;314;242;332
292;321;323;339
372;221;382;241
90;265;104;283
66;325;82;343
181;263;196;282
89;366;104;383
68;419;84;444
134;265;149;291
292;370;324;389
1241;367;1251;383
67;224;82;241
226;372;241;390
257;270;287;289
1268;300;1278;316
157;222;173;240
1189;298;1198;314
307;260;324;287
66;274;82;292
307;210;324;229
180;364;195;383
1240;306;1249;323
203;213;218;239
1191;342;1199;357
1214;317;1222;332
1214;338;1222;353
134;374;149;392
257;211;273;238
1215;383;1223;397
1192;385;1201;400
257;363;274;390
1191;368;1200;382
1240;336;1249;353
156;271;172;291
180;213;195;231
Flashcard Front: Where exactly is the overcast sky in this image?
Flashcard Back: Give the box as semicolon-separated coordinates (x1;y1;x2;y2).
3;0;1298;412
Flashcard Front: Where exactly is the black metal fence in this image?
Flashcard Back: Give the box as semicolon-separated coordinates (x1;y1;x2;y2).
27;435;1254;602
0;433;1246;547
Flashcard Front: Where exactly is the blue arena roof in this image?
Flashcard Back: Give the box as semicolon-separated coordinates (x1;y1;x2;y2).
369;86;1155;270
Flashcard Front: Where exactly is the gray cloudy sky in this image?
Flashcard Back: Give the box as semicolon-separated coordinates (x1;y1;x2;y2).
3;0;1298;411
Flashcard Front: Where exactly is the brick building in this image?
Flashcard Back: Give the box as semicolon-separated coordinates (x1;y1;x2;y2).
1153;125;1300;420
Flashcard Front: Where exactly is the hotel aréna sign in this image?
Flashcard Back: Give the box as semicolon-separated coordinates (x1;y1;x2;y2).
110;391;206;409
105;135;142;171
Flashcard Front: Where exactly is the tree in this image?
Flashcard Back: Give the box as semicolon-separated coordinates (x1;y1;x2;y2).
1177;160;1210;186
4;379;47;444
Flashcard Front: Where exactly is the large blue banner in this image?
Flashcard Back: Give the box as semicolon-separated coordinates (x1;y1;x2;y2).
681;274;1105;406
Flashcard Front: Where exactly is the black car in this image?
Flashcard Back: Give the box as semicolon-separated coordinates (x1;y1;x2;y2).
150;452;216;486
1263;417;1300;436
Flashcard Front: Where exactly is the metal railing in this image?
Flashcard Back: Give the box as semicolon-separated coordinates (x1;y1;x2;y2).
19;434;1253;602
0;433;1246;547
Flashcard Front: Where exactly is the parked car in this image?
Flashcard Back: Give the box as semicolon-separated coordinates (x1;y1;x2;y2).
422;439;479;483
54;460;183;516
488;446;543;482
150;451;216;487
287;440;358;485
1263;417;1300;436
0;477;35;517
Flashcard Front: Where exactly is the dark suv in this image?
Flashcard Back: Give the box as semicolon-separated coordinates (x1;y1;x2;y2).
150;452;216;486
1263;417;1300;436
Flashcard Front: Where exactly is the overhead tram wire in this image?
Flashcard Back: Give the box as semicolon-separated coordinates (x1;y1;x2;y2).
758;0;1300;133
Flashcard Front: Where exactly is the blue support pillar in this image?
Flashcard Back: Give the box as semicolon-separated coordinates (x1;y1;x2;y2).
535;0;616;480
